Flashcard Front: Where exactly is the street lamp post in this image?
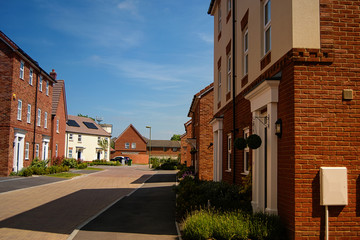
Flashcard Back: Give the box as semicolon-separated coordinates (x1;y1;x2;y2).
146;126;151;168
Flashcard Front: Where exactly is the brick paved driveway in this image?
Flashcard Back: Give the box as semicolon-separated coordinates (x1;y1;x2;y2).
0;165;155;240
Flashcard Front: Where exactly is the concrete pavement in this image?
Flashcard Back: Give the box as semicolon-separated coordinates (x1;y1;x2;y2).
71;170;179;240
0;165;164;240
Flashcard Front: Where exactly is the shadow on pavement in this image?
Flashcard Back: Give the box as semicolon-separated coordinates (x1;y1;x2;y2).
0;176;66;193
78;172;177;237
131;175;153;184
0;188;133;235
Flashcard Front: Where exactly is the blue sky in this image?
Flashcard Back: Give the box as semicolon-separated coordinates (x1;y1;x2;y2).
0;0;213;140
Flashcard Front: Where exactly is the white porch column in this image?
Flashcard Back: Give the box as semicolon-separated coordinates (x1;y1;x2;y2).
211;118;223;182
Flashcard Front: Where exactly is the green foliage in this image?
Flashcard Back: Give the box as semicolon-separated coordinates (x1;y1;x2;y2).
98;138;109;151
18;167;33;177
15;165;70;177
77;114;95;121
62;158;78;168
90;160;121;166
77;162;88;169
170;134;181;141
174;177;252;221
182;209;288;240
151;158;179;170
31;158;48;168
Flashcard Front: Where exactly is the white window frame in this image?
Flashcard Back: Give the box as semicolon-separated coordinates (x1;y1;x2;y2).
131;143;136;149
20;61;24;79
78;134;82;142
104;151;108;159
218;70;222;102
125;142;130;149
264;0;271;55
243;127;250;175
55;144;58;157
56;119;59;133
227;55;231;93
227;133;232;171
69;148;73;158
46;80;49;96
35;144;39;158
44;112;48;128
25;142;29;160
17;100;22;120
98;137;101;144
27;104;31;123
39;75;43;92
244;29;249;76
37;108;41;126
29;68;33;85
69;133;73;141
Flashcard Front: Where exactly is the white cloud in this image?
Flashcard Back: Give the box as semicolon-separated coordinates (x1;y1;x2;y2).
117;0;141;19
197;33;214;44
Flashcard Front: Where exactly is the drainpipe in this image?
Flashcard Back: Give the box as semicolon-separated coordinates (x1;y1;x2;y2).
33;70;40;160
232;0;237;184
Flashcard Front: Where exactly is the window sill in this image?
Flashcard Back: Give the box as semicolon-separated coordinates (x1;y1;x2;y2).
241;172;249;176
225;169;232;173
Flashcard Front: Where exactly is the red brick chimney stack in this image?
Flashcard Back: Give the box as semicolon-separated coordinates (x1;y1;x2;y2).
50;69;57;80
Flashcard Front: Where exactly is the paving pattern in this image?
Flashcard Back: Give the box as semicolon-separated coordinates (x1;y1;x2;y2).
0;165;156;240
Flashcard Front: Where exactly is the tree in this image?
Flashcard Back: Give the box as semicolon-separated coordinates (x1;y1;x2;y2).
77;114;95;122
98;138;109;152
171;134;181;141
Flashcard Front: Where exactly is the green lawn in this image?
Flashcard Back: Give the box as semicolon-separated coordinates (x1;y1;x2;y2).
85;167;104;171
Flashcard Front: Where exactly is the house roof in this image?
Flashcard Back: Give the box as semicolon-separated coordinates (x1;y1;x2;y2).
0;31;56;83
188;83;214;117
116;124;148;144
66;115;111;137
148;140;181;148
52;80;68;120
208;0;216;15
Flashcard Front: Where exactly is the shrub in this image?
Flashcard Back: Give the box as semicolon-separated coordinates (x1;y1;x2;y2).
174;177;252;221
31;158;48;168
62;158;78;168
77;162;88;169
18;167;33;177
91;160;120;166
157;159;178;170
249;212;288;240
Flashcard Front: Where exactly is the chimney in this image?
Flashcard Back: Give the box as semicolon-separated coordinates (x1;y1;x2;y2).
50;69;57;80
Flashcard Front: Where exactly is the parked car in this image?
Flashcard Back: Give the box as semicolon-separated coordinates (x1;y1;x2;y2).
111;156;124;162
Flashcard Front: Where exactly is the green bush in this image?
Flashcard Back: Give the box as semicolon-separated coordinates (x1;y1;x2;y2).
16;164;70;177
77;162;88;169
91;160;120;166
18;167;33;177
182;209;287;240
62;158;78;168
174;177;252;221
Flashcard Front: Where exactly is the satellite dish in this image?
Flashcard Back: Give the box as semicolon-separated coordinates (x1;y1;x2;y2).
96;116;103;124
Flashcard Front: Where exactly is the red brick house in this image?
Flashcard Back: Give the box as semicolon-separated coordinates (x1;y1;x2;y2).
148;140;180;160
187;83;214;180
180;120;192;167
208;0;360;239
112;124;149;164
50;71;68;162
0;31;57;175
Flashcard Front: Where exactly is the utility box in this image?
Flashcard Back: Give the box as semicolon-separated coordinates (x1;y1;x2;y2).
320;167;348;206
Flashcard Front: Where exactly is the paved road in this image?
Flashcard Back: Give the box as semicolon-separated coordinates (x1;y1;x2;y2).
0;165;177;240
71;171;178;240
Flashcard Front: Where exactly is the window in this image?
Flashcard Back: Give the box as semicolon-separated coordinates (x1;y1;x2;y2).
44;112;48;128
46;81;49;96
243;128;250;174
227;134;232;171
264;0;271;54
20;61;24;79
35;144;39;158
218;70;222;102
56;119;59;133
55;144;58;157
27;104;31;123
39;75;43;92
37;109;41;126
125;142;130;149
25;142;29;160
98;137;101;144
104;151;108;159
218;6;222;34
17;100;22;120
244;29;249;76
173;148;178;152
227;55;231;93
78;135;82;142
69;148;73;158
69;133;73;141
29;68;33;85
131;143;136;149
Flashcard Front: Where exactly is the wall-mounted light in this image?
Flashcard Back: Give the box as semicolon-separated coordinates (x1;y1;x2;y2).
12;93;16;100
275;118;282;138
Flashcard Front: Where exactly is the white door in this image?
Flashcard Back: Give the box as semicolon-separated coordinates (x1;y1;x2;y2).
13;133;25;172
42;142;48;160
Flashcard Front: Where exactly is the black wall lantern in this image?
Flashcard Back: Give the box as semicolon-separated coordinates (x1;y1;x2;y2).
275;118;282;138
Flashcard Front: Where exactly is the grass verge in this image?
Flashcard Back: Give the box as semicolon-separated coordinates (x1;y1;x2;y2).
46;172;82;179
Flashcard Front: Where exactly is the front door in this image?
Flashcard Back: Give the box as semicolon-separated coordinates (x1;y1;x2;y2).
13;134;25;172
77;150;82;160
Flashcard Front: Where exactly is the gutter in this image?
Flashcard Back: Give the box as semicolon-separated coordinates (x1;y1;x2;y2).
33;70;40;159
232;0;236;184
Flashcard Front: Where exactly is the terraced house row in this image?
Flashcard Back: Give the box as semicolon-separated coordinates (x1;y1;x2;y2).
0;31;112;176
183;0;360;239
